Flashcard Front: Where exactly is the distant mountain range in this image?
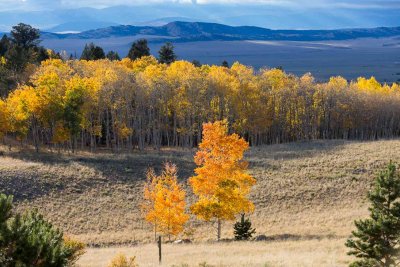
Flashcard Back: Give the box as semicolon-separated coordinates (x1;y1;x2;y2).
1;4;400;32
39;22;400;42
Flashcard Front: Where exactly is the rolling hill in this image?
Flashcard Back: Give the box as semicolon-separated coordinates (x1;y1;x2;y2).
2;139;398;265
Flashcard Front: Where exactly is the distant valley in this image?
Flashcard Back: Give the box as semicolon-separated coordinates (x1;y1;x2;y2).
37;22;400;83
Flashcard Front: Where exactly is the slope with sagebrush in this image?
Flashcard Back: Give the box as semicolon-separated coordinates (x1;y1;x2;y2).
0;140;397;245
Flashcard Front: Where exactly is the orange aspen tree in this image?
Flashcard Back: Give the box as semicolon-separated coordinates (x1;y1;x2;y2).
189;120;256;240
142;163;189;241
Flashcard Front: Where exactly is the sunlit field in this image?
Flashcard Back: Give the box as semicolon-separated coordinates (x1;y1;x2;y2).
3;139;400;266
78;239;351;267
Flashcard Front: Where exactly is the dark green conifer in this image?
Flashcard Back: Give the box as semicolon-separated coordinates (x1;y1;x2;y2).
158;42;176;64
0;194;83;266
106;50;121;61
127;39;150;60
221;60;229;68
346;162;400;267
233;214;256;240
80;43;105;60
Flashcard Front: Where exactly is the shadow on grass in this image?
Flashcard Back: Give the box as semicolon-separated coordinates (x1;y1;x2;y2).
1;147;196;202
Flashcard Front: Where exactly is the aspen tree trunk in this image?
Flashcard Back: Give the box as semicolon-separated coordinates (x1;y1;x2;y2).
106;109;110;149
154;223;157;242
217;219;221;241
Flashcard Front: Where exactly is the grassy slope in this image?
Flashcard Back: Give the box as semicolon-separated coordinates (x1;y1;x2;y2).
0;140;397;259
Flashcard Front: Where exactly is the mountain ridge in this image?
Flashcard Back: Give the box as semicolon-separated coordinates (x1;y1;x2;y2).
40;21;400;42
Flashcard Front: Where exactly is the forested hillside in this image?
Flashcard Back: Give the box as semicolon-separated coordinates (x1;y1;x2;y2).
1;56;400;152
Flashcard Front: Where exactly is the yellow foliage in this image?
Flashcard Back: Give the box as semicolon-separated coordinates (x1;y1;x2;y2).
2;57;400;151
0;99;10;137
6;86;39;138
52;122;70;143
108;253;138;267
120;55;158;73
116;123;133;140
63;236;86;265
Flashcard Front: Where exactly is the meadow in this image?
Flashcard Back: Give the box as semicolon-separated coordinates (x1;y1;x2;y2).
2;139;399;266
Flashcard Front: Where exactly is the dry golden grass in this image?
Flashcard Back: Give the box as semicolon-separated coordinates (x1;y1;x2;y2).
78;238;351;267
1;139;399;265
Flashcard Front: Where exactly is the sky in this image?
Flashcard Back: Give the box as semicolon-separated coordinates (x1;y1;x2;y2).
2;0;400;11
0;0;398;31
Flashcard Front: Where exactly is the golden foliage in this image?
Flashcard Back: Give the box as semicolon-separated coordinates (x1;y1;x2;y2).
63;235;86;265
189;120;256;222
2;58;400;151
108;253;138;267
142;162;189;238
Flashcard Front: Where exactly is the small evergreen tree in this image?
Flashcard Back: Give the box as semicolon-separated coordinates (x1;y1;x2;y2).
191;60;201;67
0;194;85;266
346;162;400;267
106;50;121;61
233;213;256;240
221;60;229;68
127;39;150;61
0;35;10;56
158;42;176;64
80;43;105;60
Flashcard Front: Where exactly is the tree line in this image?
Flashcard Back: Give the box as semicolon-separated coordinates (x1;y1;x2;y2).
1;55;400;152
1;23;400;152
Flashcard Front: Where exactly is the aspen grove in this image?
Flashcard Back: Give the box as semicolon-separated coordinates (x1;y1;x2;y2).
1;56;400;152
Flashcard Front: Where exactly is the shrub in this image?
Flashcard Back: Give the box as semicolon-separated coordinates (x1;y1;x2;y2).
0;193;85;266
108;253;138;267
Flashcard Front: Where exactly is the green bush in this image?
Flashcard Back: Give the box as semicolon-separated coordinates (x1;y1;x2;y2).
0;193;85;266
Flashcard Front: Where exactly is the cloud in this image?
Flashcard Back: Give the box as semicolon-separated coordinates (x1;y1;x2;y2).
1;0;399;11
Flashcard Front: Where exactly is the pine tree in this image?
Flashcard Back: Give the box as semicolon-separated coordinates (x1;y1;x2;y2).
80;43;105;60
345;162;400;267
106;51;121;61
0;35;10;56
0;194;85;266
221;60;229;68
234;214;256;240
10;23;40;48
158;42;176;64
127;39;150;61
191;60;201;67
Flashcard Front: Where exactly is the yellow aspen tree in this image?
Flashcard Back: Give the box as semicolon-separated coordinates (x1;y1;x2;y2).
142;163;189;241
189;120;256;240
6;86;39;142
142;168;162;241
0;99;10;139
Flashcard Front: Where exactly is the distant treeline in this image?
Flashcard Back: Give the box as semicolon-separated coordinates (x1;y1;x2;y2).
1;23;400;151
0;23;177;97
1;56;400;152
